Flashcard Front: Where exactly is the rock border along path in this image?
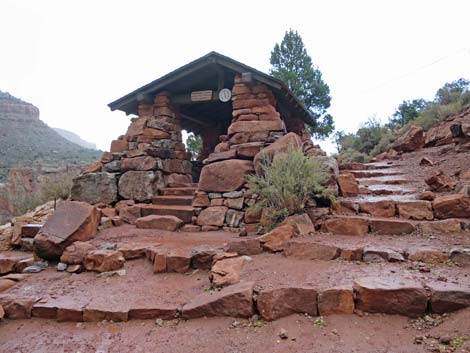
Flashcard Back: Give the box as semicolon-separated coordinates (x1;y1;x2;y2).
1;230;469;322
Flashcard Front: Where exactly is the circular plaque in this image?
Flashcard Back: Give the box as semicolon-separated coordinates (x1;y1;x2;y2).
218;88;232;102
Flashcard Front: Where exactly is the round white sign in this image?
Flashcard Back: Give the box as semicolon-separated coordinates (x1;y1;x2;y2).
218;88;232;102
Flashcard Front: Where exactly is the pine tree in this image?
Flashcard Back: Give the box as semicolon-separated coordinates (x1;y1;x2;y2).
270;29;334;138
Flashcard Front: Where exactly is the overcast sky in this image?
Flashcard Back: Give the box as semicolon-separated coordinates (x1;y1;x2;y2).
1;0;469;153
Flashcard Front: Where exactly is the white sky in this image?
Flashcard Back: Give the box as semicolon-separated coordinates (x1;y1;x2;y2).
1;0;469;153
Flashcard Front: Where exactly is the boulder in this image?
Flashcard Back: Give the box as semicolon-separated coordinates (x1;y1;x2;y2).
337;173;359;197
353;277;428;317
190;246;221;270
181;281;255;319
280;213;315;235
425;172;456;192
84;250;125;273
71;172;118;205
396;200;433;220
425;117;459;146
363;246;405;263
135;215;183;231
318;287;355;315
419;157;434;166
253;132;302;175
119;205;142;225
258;223;299;252
60;241;95;264
197;206;228;227
257;286;318;321
0;295;36;319
34;201;101;260
392;125;424;152
450;248;470;266
428;282;470;314
317;156;340;196
433;194;470;219
0;279;16;292
0;252;36;275
118;171;165;202
210;256;249;288
198;160;254;193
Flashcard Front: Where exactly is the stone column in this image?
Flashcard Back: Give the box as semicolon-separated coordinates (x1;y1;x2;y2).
193;76;287;232
71;93;192;205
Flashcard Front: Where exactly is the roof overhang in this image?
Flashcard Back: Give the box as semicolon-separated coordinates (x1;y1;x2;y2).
108;51;315;128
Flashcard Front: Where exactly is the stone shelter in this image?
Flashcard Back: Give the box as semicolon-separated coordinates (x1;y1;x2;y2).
71;52;327;232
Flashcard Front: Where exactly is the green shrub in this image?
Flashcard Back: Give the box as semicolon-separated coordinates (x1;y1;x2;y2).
247;147;333;229
7;182;42;216
335;149;369;163
39;174;73;202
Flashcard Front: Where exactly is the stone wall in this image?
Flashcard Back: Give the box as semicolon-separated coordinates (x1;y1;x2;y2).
71;93;192;205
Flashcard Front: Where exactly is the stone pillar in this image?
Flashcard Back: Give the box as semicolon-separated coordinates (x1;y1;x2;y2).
193;76;287;232
71;93;192;205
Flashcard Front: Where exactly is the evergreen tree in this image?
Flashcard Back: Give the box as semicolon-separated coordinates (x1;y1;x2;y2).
270;29;334;138
186;133;202;160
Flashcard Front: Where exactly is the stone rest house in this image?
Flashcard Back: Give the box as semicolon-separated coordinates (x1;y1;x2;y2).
71;52;328;232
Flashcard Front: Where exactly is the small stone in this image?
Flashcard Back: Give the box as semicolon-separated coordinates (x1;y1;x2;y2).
56;262;67;271
279;328;289;339
66;264;83;273
155;318;164;326
23;262;48;273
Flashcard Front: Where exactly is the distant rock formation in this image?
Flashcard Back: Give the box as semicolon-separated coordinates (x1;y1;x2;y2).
53;127;97;150
0;90;101;224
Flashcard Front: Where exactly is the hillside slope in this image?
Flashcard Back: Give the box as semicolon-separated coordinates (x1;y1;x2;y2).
0;90;100;182
53;127;97;150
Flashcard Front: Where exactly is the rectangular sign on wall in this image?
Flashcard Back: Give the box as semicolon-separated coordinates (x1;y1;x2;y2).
190;90;213;102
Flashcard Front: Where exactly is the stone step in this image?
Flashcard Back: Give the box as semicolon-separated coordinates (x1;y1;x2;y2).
280;236;467;265
339;162;398;170
152;195;194;206
348;170;404;179
359;176;412;186
160;187;197;196
2;256;469;322
333;198;470;222
319;215;467;236
140;205;194;223
360;184;417;196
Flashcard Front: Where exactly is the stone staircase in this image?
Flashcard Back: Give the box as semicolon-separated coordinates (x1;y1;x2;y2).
144;184;198;224
318;161;470;235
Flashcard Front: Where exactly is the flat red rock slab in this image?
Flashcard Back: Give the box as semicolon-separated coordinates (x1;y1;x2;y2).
256;286;317;321
181;281;254;319
428;282;470;314
353;277;428;317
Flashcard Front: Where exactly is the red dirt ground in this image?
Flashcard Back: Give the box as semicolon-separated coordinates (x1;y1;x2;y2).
1;310;469;353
